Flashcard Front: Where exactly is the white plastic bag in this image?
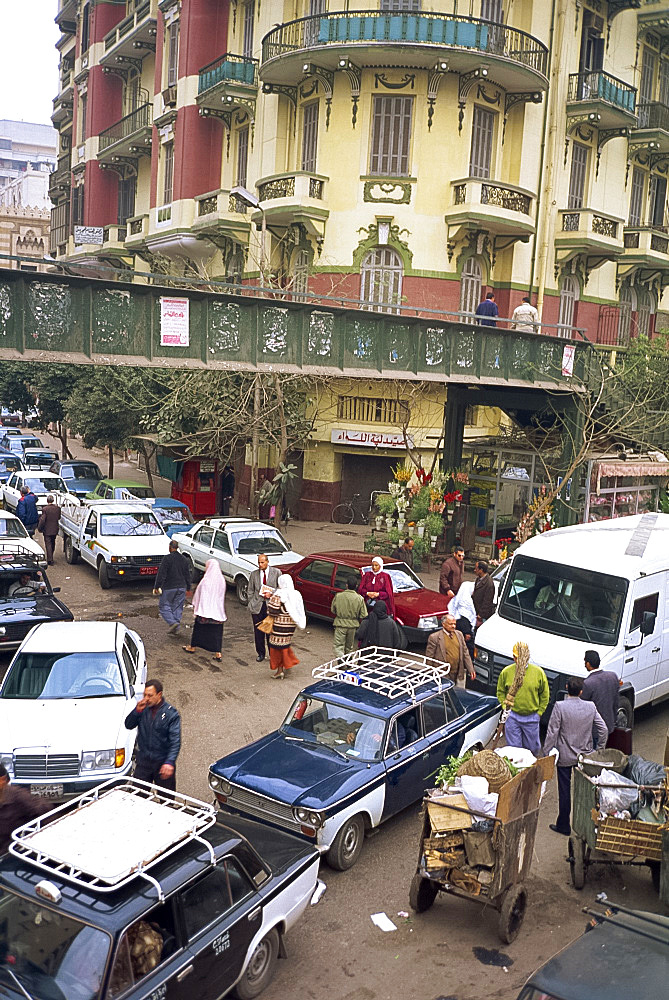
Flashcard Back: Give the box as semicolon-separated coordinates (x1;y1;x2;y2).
594;768;639;815
455;775;499;819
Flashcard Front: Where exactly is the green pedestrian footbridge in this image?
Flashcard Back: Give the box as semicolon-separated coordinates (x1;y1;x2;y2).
0;264;589;390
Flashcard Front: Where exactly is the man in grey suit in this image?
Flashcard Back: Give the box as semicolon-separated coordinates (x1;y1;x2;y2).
581;649;620;735
247;553;281;662
425;614;476;689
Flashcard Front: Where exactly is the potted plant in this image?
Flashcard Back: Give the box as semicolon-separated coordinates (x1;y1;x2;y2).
426;512;444;548
417;518;427;538
375;492;396;529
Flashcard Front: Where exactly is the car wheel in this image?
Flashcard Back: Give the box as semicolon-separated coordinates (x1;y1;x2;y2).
409;873;439;913
616;694;634;730
497;883;527;944
98;559;113;590
64;536;79;565
326;814;365;871
235;575;249;606
232;928;279;1000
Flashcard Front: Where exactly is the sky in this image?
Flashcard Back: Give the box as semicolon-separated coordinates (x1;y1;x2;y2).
1;2;60;126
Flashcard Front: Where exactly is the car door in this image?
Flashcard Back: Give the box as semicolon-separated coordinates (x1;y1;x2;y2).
106;897;195;1000
330;565;363;623
190;524;215;570
3;473;18;510
382;707;433;818
295;559;336;619
177;856;262;999
81;510;99;566
211;529;234;581
419;691;467;785
623;583;665;705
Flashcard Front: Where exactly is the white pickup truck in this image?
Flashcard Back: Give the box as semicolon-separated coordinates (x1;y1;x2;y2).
60;500;170;589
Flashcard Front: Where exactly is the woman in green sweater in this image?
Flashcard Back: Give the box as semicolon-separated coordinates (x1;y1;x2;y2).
496;641;550;756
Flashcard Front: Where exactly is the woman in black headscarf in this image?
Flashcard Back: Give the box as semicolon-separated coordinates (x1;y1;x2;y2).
355;600;406;650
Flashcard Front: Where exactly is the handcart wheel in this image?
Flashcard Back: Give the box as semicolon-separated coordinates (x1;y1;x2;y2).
409;873;439;913
497;883;527;944
568;837;586;890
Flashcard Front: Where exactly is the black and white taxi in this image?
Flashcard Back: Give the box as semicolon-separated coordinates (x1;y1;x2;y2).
1;779;320;1000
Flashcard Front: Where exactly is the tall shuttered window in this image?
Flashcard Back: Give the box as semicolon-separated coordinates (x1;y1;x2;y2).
468;106;495;179
558;276;578;334
236;127;249;188
380;0;421;9
480;0;503;20
243;2;255;59
79;94;87;143
162;142;174;205
301;102;319;172
360;247;403;313
369;96;413;177
459;257;483;320
167;22;180;87
117;175;136;226
71;184;84;230
567;142;588;209
629;167;645;226
81;3;90;52
649;174;667;227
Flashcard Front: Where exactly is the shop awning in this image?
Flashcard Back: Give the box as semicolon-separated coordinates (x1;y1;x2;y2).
593;459;669;494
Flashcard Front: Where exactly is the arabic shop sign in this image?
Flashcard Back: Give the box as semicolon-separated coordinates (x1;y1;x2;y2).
331;429;412;449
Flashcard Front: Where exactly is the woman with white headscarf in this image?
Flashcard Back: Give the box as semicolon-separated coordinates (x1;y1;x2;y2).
358;556;395;617
183;559;227;660
449;579;477;658
265;574;306;679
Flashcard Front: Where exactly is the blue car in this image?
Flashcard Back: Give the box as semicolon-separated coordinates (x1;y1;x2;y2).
151;497;195;537
209;647;501;871
49;459;104;499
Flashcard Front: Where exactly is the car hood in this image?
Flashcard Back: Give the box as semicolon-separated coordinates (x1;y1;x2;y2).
87;536;170;555
0;595;73;626
0;696;129;754
66;479;100;495
236;552;303;571
165;524;193;538
395;588;450;622
213;732;369;808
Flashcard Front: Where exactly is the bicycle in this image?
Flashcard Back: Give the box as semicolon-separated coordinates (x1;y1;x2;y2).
331;493;373;525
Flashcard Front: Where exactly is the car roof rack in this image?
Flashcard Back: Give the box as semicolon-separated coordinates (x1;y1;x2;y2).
0;541;41;564
10;778;217;902
311;646;451;703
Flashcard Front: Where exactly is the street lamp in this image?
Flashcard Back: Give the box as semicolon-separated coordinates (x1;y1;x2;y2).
230;185;267;284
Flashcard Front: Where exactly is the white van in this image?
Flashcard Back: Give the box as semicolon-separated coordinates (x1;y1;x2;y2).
472;512;669;728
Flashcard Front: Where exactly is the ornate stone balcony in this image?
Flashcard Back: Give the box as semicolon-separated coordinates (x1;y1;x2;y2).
55;0;77;35
566;71;636;130
125;214;150;245
100;0;157;68
261;12;548;94
98;103;153;162
444;178;535;245
256;172;329;236
621;225;669;267
191;189;252;248
555;208;624;256
48;153;71;200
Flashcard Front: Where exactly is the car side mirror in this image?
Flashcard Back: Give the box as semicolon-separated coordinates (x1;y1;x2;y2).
640;611;656;637
52;587;61;593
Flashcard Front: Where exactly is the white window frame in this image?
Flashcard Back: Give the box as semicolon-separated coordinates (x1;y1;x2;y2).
360;247;403;314
459;256;483;320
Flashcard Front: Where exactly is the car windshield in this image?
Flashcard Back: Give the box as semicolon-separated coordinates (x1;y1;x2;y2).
20;439;42;449
0;517;27;538
99;513;162;536
232;529;289;555
0;888;110;1000
62;464;102;480
153;505;193;526
24;452;57;464
0;456;21;473
498;554;628;646
24;477;66;494
118;486;155;499
1;651;124;699
281;695;386;761
363;563;422;592
0;572;46;599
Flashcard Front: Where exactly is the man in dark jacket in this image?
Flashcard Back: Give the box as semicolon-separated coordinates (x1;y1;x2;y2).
581;650;620;735
153;540;192;635
125;679;181;791
0;763;51;855
474;291;498;327
473;559;495;624
439;546;464;600
38;495;61;565
16;486;39;537
391;537;414;568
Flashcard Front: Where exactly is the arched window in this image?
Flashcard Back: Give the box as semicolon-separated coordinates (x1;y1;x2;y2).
292;249;310;300
360;247;403;313
636;288;652;338
618;285;635;345
459;256;483;321
558;275;579;336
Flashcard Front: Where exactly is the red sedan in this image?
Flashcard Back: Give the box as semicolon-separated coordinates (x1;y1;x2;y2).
286;551;450;644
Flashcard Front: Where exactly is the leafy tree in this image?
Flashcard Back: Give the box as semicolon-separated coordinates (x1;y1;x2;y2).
66;371;140;477
29;365;85;457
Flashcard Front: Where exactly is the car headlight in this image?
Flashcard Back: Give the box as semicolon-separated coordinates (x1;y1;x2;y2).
419;616;439;630
475;648;489;664
110;556;128;563
81;749;117;771
209;773;232;796
0;753;13;775
293;807;323;828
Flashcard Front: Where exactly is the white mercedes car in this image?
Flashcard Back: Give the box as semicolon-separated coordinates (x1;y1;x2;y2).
0;620;147;800
1;470;76;514
176;516;303;604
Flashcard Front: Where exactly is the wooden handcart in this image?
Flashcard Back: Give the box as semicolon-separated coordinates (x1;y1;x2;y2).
409;755;554;943
568;764;668;894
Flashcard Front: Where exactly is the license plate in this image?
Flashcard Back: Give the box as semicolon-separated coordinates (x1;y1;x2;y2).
30;784;63;798
140;566;158;575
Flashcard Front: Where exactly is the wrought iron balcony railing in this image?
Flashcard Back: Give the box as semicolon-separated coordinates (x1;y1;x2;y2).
99;103;152;151
261;11;548;77
198;54;258;94
567;71;635;113
635;100;669;130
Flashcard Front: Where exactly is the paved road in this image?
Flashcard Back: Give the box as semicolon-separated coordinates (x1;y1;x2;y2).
3;429;668;999
2;548;667;1000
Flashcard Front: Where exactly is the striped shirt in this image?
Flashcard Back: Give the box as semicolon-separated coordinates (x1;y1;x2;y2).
267;595;296;648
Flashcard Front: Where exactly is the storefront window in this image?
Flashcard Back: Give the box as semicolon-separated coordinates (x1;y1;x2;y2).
587;479;660;522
